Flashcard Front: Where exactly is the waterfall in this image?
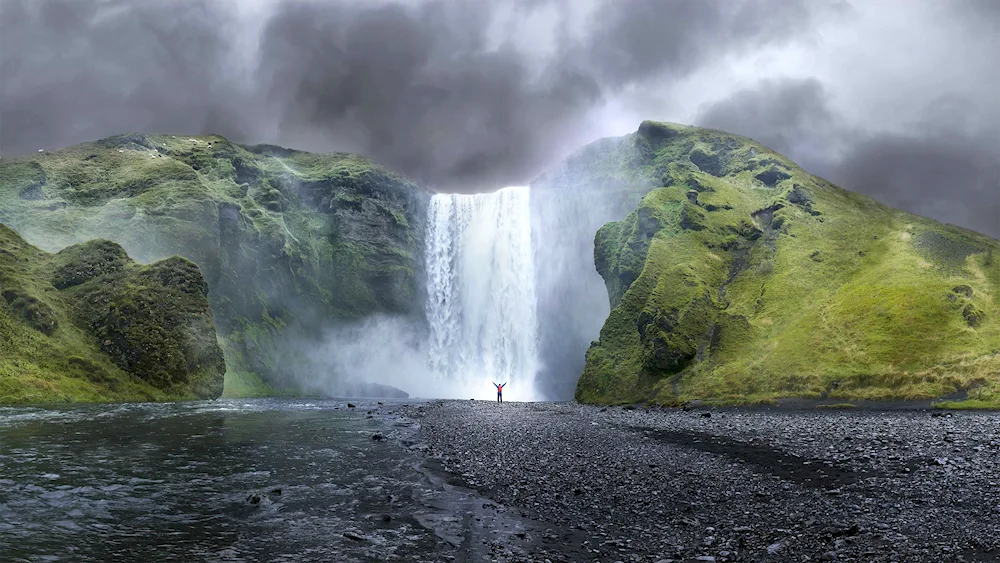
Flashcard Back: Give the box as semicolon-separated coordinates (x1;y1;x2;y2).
424;186;541;401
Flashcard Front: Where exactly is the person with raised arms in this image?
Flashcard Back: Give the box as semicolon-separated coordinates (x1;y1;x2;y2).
493;381;506;404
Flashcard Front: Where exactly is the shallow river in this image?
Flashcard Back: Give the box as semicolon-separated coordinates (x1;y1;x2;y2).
0;398;516;562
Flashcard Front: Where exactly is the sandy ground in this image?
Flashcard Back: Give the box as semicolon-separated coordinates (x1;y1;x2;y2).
399;400;1000;563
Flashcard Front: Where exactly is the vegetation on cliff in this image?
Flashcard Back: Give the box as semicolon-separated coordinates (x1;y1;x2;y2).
0;224;224;402
575;121;1000;407
0;134;431;397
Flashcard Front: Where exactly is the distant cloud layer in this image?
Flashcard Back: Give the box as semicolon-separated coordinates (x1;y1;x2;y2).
1;0;997;235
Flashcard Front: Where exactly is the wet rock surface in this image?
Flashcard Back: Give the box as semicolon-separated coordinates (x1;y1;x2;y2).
402;401;1000;562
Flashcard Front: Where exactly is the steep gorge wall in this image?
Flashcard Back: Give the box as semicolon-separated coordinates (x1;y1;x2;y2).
0;134;432;395
565;121;1000;406
529;135;650;399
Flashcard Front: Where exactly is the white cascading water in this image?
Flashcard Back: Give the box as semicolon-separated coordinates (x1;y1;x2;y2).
424;186;541;401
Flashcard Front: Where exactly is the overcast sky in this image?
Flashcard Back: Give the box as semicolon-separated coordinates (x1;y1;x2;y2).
1;0;997;236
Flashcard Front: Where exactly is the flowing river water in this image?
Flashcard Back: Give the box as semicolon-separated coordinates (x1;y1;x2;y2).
0;399;530;562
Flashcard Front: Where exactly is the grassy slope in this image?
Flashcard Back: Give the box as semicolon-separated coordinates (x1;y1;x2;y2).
0;134;430;398
577;121;1000;407
0;225;225;403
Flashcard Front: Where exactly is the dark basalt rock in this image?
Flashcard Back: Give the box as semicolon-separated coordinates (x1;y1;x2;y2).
952;285;973;298
684;176;715;194
963;304;983;328
756;166;792;187
640;295;717;374
637;120;679;145
97;133;155;151
637;206;665;238
786;184;821;215
786;185;812;206
680;202;707;231
728;219;763;241
689;148;724;177
637;309;677;340
751;204;786;232
704;202;734;212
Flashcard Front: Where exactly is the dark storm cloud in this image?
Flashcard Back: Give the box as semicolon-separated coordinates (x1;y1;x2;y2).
251;0;826;189
695;78;843;176
0;0;827;191
694;79;1000;238
253;0;604;189
3;0;994;231
582;0;812;85
0;0;245;155
832;128;1000;239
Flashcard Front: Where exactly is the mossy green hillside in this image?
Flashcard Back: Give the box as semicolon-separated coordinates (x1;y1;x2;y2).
0;134;431;396
0;224;225;403
576;121;1000;405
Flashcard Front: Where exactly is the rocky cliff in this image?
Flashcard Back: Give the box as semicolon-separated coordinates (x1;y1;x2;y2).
572;121;1000;406
0;134;431;396
0;224;225;402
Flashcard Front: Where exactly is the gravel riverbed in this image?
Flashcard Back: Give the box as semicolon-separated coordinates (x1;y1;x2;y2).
399;401;1000;563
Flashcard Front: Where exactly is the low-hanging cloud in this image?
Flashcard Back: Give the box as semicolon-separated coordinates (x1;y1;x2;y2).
2;0;833;192
694;77;1000;238
0;0;995;229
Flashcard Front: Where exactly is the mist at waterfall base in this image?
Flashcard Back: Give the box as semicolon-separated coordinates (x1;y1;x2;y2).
295;183;616;402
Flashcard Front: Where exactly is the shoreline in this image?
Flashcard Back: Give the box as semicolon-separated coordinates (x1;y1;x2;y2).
5;393;997;411
401;400;1000;562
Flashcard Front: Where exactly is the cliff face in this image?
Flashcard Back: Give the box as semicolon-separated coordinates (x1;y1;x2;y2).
0;225;224;402
572;121;1000;406
0;134;431;396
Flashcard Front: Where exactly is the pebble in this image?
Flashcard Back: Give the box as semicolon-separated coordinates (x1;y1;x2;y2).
401;401;1000;562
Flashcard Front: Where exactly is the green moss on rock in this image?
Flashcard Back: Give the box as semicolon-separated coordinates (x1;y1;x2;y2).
572;121;1000;405
0;134;432;398
2;287;58;335
51;239;130;289
0;224;225;402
